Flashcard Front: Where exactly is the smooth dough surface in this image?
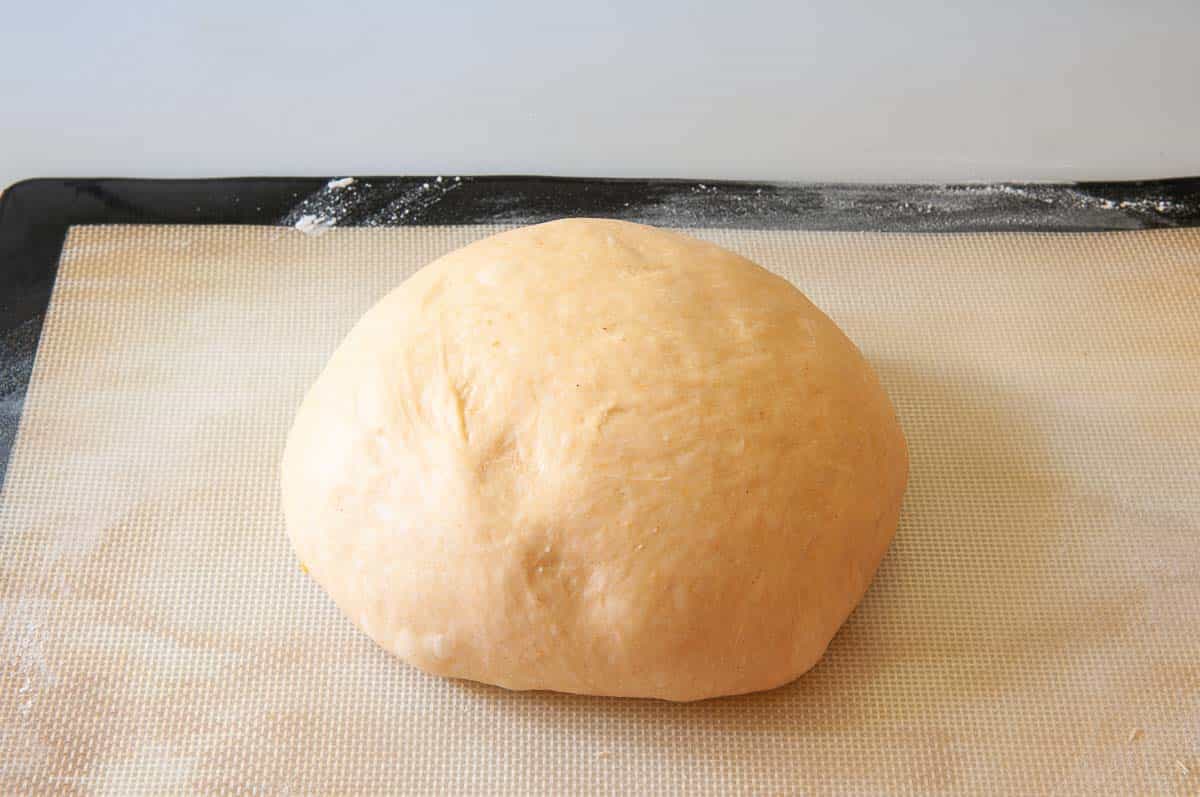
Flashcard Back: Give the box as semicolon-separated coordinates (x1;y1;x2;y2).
281;219;908;701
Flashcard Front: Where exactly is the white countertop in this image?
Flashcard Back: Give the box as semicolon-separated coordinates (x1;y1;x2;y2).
3;0;1198;189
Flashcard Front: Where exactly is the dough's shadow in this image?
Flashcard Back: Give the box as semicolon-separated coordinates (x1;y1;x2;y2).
455;358;1080;734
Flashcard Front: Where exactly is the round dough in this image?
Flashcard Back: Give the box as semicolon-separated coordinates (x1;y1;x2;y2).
281;218;907;701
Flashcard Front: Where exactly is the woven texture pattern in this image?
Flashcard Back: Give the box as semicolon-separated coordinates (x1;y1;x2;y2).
2;224;1198;794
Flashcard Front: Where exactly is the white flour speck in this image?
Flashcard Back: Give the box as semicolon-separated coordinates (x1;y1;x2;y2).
294;214;334;236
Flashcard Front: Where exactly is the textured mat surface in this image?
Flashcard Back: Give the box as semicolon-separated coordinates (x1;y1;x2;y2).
2;224;1198;794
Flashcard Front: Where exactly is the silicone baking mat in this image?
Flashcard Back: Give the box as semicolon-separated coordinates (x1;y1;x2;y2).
1;223;1198;794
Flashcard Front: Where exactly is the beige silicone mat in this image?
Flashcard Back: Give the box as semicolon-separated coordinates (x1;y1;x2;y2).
2;224;1198;795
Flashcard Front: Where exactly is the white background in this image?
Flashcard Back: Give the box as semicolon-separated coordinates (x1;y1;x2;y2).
2;0;1197;190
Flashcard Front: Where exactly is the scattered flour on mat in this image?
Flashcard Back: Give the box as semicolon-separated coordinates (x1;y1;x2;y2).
280;178;1191;233
284;176;465;234
1;598;56;716
293;215;335;236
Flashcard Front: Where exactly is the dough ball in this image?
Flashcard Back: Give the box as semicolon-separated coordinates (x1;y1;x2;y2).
281;219;907;701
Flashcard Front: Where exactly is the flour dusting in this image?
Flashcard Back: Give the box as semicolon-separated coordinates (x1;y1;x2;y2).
281;176;467;232
293;214;334;236
278;176;1196;233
